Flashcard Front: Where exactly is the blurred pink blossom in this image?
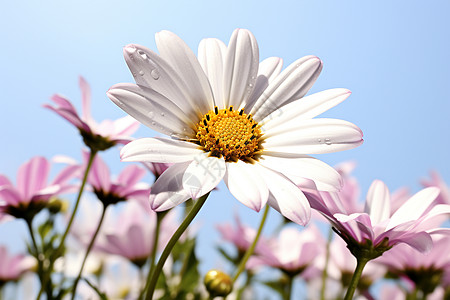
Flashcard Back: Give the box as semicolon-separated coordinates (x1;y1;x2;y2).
93;201;177;266
0;156;79;220
86;153;150;207
250;225;325;277
44;76;139;151
0;246;36;283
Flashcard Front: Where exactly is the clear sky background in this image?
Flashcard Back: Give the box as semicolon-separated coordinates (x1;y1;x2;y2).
1;0;449;298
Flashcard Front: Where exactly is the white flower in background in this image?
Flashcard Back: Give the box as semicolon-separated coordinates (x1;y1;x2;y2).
107;29;363;225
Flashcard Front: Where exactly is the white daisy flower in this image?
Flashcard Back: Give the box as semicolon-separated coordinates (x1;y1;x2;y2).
107;29;363;225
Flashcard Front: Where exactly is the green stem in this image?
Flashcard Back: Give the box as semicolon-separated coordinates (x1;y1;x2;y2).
284;274;294;300
71;204;107;300
343;256;370;300
232;205;269;284
144;193;210;300
25;218;44;284
36;150;97;300
320;227;333;300
139;212;164;300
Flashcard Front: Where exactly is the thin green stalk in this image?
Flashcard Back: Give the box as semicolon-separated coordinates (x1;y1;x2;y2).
284;274;294;300
25;218;44;285
232;205;269;284
139;212;164;300
343;256;369;300
144;193;210;300
36;150;97;300
71;204;107;300
320;227;333;300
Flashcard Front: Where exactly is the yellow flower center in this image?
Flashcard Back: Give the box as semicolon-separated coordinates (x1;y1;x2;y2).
196;106;263;163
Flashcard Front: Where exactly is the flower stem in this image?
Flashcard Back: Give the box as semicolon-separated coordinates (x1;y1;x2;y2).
36;150;96;300
284;274;294;300
144;193;210;300
71;203;107;300
343;256;370;300
139;212;164;300
232;205;269;284
320;226;333;300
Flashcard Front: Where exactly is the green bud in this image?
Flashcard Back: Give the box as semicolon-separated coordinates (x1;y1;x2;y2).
204;269;232;298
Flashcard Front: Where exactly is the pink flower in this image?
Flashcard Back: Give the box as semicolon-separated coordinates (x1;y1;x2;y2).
307;179;450;254
376;235;450;290
0;156;79;220
251;225;325;276
0;246;36;283
93;201;177;266
44;76;139;151
216;214;270;269
86;153;150;207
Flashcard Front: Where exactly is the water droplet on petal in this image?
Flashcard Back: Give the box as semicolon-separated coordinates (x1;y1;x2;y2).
139;70;145;76
151;121;156;126
137;50;148;60
325;138;332;145
317;138;322;143
148;111;154;118
160;112;165;116
151;69;160;80
132;72;137;77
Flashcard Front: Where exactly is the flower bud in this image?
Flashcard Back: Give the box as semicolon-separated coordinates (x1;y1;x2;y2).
204;269;232;297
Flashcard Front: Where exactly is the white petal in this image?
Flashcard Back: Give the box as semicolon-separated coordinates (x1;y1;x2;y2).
182;153;226;199
386;187;440;230
223;29;259;109
259;165;311;225
251;56;322;121
198;38;227;109
263;118;363;154
260;88;351;131
150;162;192;211
224;161;269;212
258;154;342;191
364;180;391;225
245;57;283;112
120;137;203;163
107;83;195;138
155;30;215;113
122;44;200;122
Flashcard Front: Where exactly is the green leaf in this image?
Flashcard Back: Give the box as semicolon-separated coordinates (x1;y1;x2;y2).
217;246;237;265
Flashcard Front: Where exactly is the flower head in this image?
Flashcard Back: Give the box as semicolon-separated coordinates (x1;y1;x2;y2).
250;225;325;276
86;153;150;207
308;179;450;255
44;76;139;151
0;156;78;220
0;246;35;284
107;29;363;225
93;201;177;266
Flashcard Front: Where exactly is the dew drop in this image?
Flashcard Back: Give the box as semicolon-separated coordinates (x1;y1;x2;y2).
325;138;332;145
139;70;145;76
132;72;137;77
129;54;134;60
248;83;253;87
160;112;165;116
317;138;322;143
137;50;148;60
151;121;156;126
148;111;154;118
151;69;160;80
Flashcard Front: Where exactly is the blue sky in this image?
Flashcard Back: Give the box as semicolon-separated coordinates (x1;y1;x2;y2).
1;0;449;298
